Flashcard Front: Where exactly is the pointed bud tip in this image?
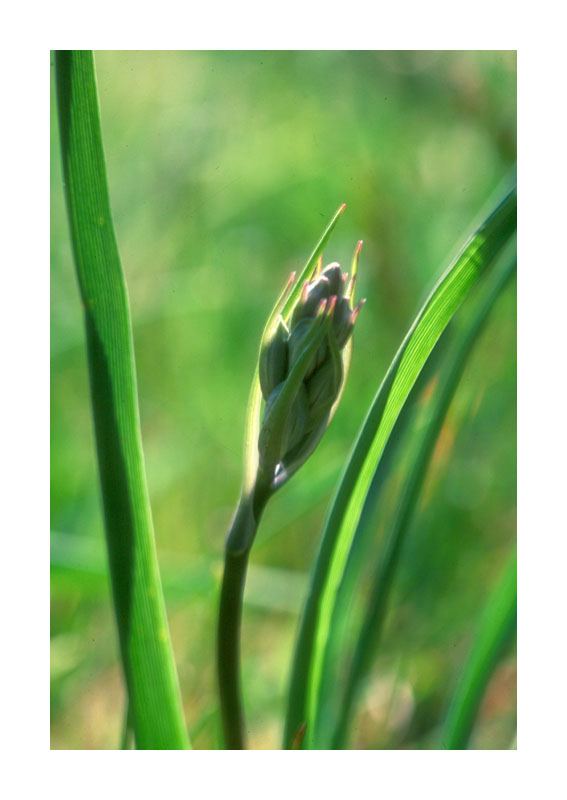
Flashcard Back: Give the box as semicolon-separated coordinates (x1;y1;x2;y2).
316;298;328;316
327;295;338;314
356;240;363;254
351;298;366;323
346;272;358;302
339;203;347;212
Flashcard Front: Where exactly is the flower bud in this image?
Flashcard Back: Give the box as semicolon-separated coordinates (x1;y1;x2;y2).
288;316;328;379
305;357;342;427
256;239;364;488
320;262;344;298
290;276;330;328
258;381;309;466
259;317;289;400
332;296;353;349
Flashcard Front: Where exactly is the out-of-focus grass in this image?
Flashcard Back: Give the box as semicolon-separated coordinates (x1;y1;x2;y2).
50;50;516;749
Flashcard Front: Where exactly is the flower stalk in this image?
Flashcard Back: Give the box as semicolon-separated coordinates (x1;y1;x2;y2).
217;211;364;748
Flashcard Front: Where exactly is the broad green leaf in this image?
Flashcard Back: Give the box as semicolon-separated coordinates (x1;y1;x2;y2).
55;51;189;749
284;186;516;749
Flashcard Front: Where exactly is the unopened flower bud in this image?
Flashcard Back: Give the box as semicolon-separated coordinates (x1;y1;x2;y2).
290;276;330;328
258;381;309;466
305;358;342;427
256;235;365;488
320;263;345;298
259;317;289;400
332;296;354;348
288;316;326;378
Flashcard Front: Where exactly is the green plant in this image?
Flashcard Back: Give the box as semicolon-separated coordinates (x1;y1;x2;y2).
441;550;516;749
53;50;516;750
283;189;516;749
217;207;364;748
55;50;189;750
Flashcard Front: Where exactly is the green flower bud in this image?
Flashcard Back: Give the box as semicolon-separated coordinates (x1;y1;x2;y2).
258;381;309;467
320;262;345;298
290;276;330;328
256;236;365;489
332;296;354;348
259;317;289;401
284;382;309;453
305;357;342;427
288;317;319;377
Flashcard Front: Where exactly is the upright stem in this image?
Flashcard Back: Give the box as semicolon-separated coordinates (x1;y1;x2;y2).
217;476;272;749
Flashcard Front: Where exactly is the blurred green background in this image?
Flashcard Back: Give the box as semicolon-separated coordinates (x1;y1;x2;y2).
50;50;516;749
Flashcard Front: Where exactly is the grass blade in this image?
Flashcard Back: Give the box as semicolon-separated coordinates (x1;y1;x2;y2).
284;186;516;749
55;50;190;749
441;552;517;749
328;241;517;749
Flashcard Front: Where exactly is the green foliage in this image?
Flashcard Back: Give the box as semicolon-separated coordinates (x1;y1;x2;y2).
441;551;516;749
51;51;516;750
55;51;189;749
284;188;516;749
326;240;516;749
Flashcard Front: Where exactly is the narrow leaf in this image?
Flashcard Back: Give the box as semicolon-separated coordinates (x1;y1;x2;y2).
441;552;517;749
328;241;517;749
55;50;190;749
284;186;516;748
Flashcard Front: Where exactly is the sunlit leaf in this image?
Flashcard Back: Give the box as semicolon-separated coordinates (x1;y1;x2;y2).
284;186;516;749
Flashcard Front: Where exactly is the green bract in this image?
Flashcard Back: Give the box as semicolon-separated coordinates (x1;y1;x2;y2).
258;255;364;487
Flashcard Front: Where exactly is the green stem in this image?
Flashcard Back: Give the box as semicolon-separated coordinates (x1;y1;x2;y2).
217;477;272;749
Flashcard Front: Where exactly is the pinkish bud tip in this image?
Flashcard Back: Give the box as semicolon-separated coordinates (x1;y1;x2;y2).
339;203;347;213
301;280;310;302
356;240;363;255
316;298;328;315
327;295;338;314
351;298;366;323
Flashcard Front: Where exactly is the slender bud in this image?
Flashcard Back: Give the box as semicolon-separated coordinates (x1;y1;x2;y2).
259;317;289;400
288;309;328;378
321;263;344;298
332;297;354;348
290;276;330;328
256;235;364;488
305;358;342;427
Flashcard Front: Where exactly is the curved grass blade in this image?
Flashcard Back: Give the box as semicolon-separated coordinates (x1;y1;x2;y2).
283;186;516;748
441;552;517;749
327;241;517;749
55;50;190;749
